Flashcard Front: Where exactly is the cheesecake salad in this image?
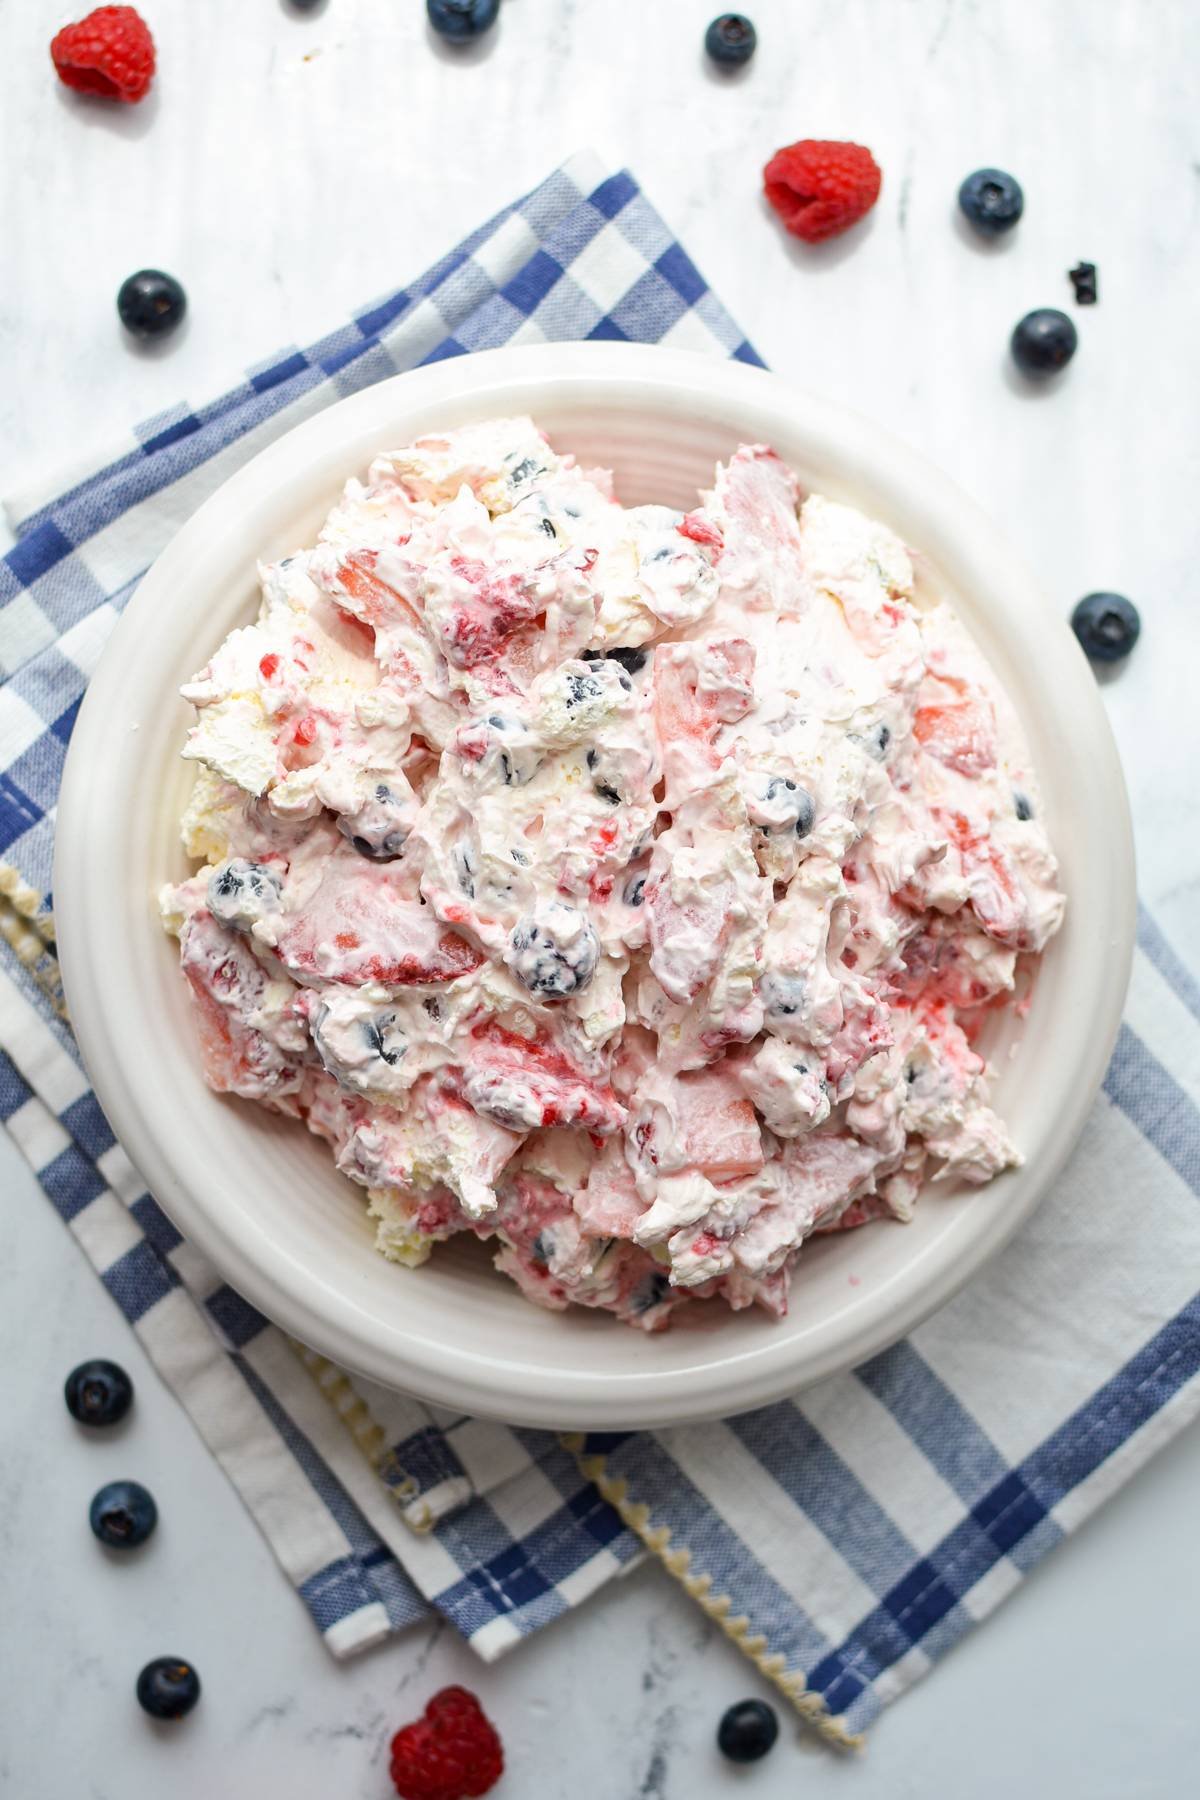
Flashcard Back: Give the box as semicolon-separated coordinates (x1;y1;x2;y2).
161;418;1064;1330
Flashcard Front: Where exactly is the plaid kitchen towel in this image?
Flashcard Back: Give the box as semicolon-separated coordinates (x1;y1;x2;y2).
3;150;1199;1749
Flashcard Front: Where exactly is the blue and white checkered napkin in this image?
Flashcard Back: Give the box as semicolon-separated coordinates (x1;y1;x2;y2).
3;150;1199;1749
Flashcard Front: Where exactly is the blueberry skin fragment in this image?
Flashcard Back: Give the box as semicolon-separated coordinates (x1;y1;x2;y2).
1071;592;1140;663
136;1658;201;1722
958;168;1024;236
89;1480;158;1550
717;1698;779;1763
1069;261;1098;305
427;0;499;40
1014;791;1034;822
64;1359;134;1427
623;874;647;907
1011;308;1077;378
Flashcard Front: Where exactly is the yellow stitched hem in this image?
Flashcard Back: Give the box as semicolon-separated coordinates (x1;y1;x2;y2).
285;1339;437;1533
561;1434;865;1753
0;867;67;1018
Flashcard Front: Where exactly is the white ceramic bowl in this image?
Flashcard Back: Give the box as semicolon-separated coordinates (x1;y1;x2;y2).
55;343;1134;1429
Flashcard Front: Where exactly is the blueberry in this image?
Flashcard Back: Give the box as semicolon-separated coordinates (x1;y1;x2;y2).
338;786;410;859
509;908;599;999
1071;592;1140;663
427;0;499;40
364;1014;405;1067
1014;791;1034;822
64;1359;133;1427
207;859;282;930
89;1480;157;1549
117;271;187;340
605;646;648;675
958;168;1024;236
630;1271;671;1315
869;723;891;761
761;971;804;1018
136;1658;201;1721
565;670;604;709
751;777;815;838
717;1698;779;1763
531;1230;554;1265
705;13;757;65
1011;308;1077;378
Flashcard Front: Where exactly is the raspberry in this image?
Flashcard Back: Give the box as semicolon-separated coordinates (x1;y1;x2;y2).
389;1687;504;1800
763;139;882;244
50;6;156;104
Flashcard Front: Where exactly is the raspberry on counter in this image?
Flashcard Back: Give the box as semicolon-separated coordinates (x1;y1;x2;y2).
389;1687;504;1800
763;139;882;243
50;5;156;104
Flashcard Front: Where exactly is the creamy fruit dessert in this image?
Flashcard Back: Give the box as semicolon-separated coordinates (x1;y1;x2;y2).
161;418;1064;1330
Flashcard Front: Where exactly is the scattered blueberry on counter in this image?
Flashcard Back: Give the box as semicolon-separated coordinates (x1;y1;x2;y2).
64;1358;133;1427
117;270;187;340
1010;307;1077;377
706;13;758;65
89;1479;158;1549
717;1698;780;1763
1071;592;1140;663
1069;260;1099;304
136;1658;202;1721
958;167;1024;235
427;0;500;40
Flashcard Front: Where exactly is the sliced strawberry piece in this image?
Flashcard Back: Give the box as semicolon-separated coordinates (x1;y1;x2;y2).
179;914;302;1101
436;556;544;669
460;1020;626;1134
673;1066;764;1177
913;696;998;776
273;852;483;987
645;873;734;1003
328;550;422;633
653;636;756;776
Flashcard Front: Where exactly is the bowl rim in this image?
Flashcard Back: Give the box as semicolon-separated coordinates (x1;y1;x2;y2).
54;341;1135;1428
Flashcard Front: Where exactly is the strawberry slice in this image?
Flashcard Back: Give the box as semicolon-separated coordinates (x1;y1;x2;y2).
328;551;422;633
672;1066;764;1177
273;852;483;987
459;1021;626;1134
179;914;302;1100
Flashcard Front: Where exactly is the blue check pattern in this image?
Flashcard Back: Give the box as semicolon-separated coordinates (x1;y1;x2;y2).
3;152;1200;1741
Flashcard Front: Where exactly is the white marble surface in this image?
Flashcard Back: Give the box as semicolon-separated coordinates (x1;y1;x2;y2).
2;0;1199;1793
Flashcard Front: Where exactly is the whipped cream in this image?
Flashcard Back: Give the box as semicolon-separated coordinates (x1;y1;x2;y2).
162;417;1065;1330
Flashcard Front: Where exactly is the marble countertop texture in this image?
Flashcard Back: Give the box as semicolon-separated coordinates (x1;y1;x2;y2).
2;0;1199;1795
